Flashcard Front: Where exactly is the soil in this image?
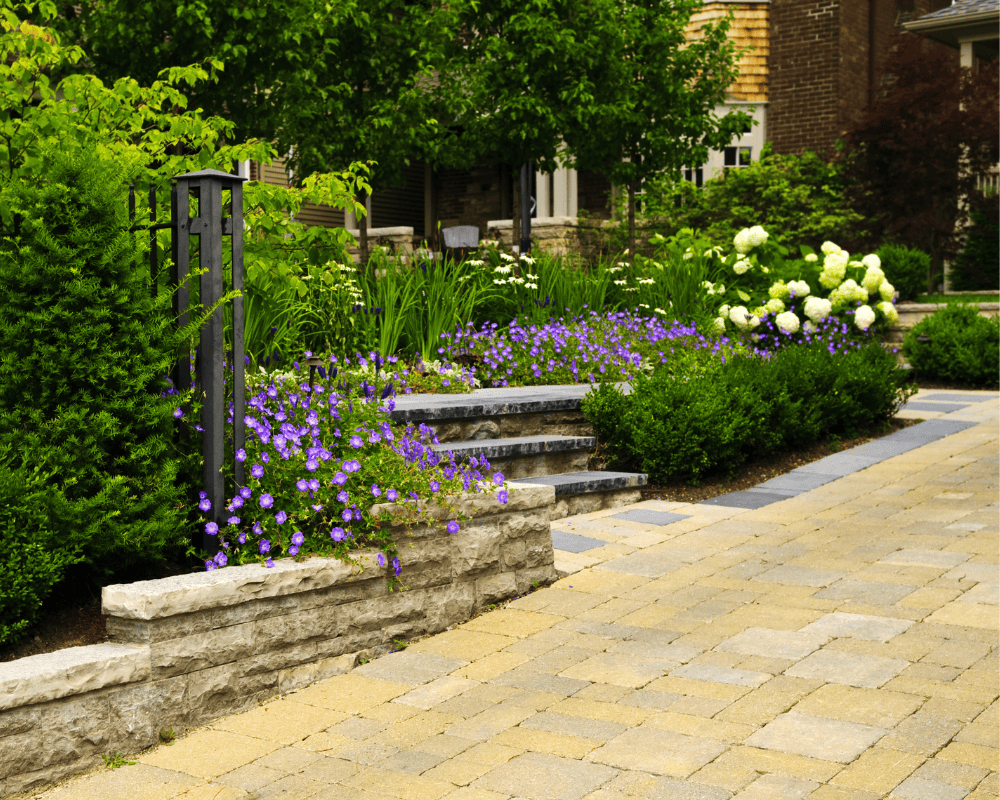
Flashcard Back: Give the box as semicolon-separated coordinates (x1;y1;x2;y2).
0;379;981;664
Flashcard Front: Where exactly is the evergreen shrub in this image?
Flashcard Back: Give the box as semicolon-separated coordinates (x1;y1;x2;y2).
876;243;932;301
950;189;999;292
582;342;912;484
903;304;1000;387
0;147;193;588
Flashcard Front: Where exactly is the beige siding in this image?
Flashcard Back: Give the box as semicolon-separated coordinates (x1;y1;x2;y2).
686;3;769;102
250;158;346;229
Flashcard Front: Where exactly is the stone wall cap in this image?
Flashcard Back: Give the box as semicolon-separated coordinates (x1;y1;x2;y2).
0;642;149;711
102;553;381;621
487;217;578;229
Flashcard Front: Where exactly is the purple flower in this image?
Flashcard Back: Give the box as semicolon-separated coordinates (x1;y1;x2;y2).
350;435;364;449
306;458;319;472
237;532;247;544
204;559;217;571
261;452;270;464
292;531;305;546
251;464;264;479
173;407;183;419
227;516;240;526
230;495;244;509
259;539;271;554
214;552;228;567
288;545;299;556
332;471;348;486
308;478;320;492
447;520;460;534
337;490;349;503
205;521;219;535
386;489;398;502
265;557;274;568
429;480;439;493
235;448;247;462
377;553;386;568
330;526;346;541
371;484;381;498
240;486;252;499
341;508;353;522
493;472;505;485
497;490;509;504
198;497;212;512
259;493;274;509
275;510;288;524
296;479;309;492
392;557;401;577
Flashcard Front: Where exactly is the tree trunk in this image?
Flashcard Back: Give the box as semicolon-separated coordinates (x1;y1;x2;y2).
358;189;370;270
627;181;636;261
512;174;521;255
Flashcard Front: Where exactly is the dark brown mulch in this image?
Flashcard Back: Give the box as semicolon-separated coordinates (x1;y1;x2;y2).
636;417;919;504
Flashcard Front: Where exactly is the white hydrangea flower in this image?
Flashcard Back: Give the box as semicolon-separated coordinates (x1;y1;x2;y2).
877;301;899;323
733;258;752;275
823;251;849;271
765;298;785;314
803;319;817;333
879;281;895;302
718;304;730;318
729;305;751;329
775;311;801;334
747;226;769;248
855;304;876;330
861;266;885;294
734;226;768;254
768;281;790;300
862;253;881;270
713;317;727;333
788;280;811;298
804;253;819;262
844;279;868;303
819;268;842;290
821;241;842;256
804;296;833;322
749;314;761;329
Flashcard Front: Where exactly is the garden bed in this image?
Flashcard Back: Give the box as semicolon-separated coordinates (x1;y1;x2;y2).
0;483;556;797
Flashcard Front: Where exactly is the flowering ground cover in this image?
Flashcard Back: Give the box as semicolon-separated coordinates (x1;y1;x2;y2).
187;359;508;577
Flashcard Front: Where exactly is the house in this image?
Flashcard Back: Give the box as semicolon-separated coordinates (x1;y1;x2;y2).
251;0;980;254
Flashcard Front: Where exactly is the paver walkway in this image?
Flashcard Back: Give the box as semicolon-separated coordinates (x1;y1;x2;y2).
29;390;999;800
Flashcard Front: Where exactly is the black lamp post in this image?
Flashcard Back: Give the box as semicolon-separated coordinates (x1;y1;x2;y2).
519;162;532;255
172;169;247;557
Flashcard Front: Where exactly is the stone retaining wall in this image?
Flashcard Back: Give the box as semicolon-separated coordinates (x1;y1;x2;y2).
0;484;556;798
884;302;1000;352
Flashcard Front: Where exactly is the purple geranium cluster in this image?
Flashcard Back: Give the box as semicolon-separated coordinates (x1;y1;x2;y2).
196;355;509;577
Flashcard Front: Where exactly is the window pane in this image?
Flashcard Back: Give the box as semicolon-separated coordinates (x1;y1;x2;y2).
724;147;737;166
739;147;752;166
695;168;703;188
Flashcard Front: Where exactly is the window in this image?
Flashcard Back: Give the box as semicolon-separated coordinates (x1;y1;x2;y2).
724;146;752;168
683;167;704;187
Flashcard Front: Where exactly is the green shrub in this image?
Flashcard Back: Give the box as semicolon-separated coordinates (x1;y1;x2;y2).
876;243;932;301
637;143;871;255
583;342;912;483
0;455;87;646
950;189;999;292
903;304;1000;387
0;147;193;582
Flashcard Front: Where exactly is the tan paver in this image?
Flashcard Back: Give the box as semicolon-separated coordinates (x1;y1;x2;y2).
26;398;1000;800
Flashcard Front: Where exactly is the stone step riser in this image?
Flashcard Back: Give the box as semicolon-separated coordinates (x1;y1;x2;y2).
443;449;592;481
414;409;593;445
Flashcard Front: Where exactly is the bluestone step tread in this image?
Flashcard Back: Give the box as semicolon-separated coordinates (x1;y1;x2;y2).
431;434;596;460
512;470;647;497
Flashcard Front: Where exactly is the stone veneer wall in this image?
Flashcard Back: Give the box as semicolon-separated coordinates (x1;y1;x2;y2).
0;484;556;798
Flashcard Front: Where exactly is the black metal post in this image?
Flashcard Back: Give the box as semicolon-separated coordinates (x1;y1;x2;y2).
519;162;532;255
172;169;248;557
149;186;158;297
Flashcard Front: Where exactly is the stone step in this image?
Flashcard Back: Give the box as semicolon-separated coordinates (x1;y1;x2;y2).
512;471;648;520
431;434;596;479
389;384;617;443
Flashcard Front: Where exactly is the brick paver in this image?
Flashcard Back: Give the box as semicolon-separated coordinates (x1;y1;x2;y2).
25;391;998;800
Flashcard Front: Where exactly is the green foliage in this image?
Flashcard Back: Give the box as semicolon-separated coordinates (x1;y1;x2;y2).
564;0;752;255
0;147;192;580
903;305;1000;387
0;456;87;647
950;189;999;292
641;144;870;256
876;243;932;301
583;342;913;483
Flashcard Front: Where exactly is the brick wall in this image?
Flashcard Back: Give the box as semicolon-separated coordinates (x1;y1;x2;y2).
769;0;842;156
